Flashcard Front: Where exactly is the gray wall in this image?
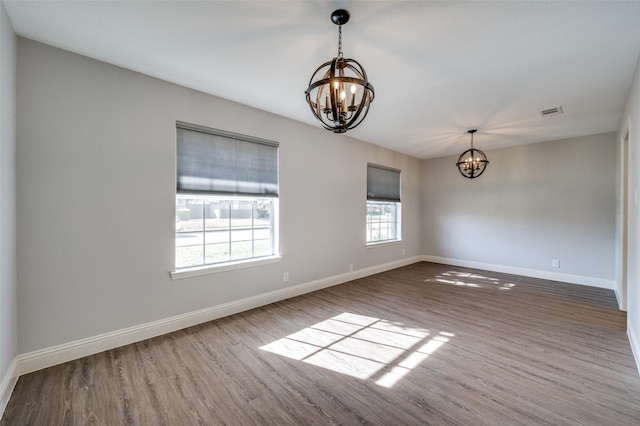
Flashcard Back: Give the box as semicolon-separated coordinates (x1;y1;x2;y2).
15;38;422;354
0;0;17;410
422;133;617;282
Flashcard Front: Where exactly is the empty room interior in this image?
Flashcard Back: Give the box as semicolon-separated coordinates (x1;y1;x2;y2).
2;1;640;424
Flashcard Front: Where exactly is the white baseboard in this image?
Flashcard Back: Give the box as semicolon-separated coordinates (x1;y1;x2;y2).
629;320;640;376
614;284;624;311
16;256;422;376
0;358;18;419
421;255;615;290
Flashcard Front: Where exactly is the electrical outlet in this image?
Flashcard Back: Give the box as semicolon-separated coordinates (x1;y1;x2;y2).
551;259;560;268
349;264;354;272
402;249;406;255
283;272;289;282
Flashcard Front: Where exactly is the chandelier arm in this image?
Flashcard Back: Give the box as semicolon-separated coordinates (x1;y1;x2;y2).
347;100;370;129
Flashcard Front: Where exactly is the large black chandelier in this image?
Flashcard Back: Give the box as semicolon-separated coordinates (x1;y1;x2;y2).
456;129;489;179
305;9;375;134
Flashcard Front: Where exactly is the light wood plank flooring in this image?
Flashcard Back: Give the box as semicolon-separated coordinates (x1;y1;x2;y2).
2;262;640;425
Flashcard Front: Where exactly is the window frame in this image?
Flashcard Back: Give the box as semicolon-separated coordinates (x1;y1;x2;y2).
366;200;402;245
172;122;280;278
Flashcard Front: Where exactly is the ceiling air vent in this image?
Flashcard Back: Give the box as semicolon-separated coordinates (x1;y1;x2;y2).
540;106;563;118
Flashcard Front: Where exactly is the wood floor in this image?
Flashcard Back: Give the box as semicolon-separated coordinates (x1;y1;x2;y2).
3;262;640;425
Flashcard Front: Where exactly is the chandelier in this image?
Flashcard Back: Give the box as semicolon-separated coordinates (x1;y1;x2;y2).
456;129;489;179
305;9;375;134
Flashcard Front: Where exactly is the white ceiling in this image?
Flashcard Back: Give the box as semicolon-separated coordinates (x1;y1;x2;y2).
4;0;640;159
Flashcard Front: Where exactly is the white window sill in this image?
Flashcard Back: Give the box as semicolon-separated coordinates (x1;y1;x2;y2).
171;255;282;280
366;240;403;248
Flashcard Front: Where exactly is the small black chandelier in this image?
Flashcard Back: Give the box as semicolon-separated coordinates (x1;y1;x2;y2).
305;9;375;134
456;129;489;179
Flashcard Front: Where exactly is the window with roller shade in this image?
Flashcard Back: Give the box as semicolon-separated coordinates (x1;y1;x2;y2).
175;122;278;269
366;164;401;244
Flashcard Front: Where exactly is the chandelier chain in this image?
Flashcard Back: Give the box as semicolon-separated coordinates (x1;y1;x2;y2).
337;25;343;58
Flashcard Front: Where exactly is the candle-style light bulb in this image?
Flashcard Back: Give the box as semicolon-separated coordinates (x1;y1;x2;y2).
350;84;356;108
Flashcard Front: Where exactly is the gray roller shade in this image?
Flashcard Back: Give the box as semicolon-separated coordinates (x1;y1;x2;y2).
177;122;278;197
367;164;400;202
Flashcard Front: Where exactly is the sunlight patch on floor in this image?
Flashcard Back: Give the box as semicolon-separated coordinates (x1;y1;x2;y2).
260;313;452;387
423;270;516;290
375;332;451;388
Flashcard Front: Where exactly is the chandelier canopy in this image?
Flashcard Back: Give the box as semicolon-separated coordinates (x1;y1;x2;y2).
305;9;375;134
456;130;489;179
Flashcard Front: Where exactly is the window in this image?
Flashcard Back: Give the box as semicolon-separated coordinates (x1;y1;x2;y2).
366;164;401;244
175;122;278;270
